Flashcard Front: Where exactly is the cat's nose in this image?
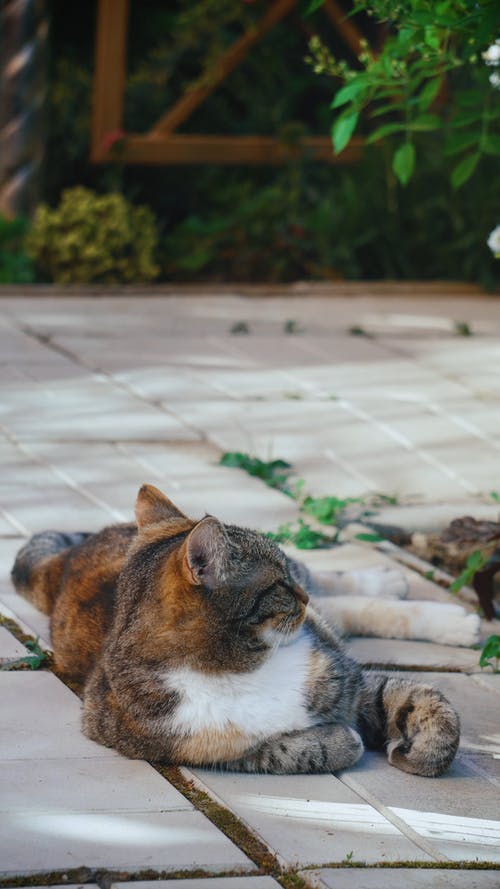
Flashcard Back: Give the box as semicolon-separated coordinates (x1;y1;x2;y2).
294;584;309;605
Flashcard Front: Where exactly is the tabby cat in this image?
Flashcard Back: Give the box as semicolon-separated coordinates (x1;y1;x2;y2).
12;484;459;776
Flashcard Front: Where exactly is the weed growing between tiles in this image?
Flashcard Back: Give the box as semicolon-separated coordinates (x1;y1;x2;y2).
0;614;51;672
0;636;46;671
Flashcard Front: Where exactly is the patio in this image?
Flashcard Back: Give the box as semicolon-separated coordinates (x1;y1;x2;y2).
0;287;499;888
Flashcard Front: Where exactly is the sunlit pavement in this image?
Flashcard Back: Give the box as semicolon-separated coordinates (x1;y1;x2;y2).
0;285;499;888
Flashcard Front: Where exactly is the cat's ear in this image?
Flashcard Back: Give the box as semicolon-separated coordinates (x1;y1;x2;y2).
184;516;228;590
135;484;188;530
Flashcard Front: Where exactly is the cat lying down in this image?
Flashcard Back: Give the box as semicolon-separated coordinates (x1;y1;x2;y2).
12;484;460;777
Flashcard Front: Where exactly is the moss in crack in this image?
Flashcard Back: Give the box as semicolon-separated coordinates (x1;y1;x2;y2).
307;860;500;870
0;866;253;889
155;765;281;875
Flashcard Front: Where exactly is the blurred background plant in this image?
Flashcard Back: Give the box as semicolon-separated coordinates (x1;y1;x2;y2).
0;216;35;284
3;0;498;287
27;187;159;284
313;0;500;190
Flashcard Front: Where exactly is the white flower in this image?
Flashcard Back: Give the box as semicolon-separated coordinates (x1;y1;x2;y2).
487;225;500;258
489;71;500;90
483;40;500;66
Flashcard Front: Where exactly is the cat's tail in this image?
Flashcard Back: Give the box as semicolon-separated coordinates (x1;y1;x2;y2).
357;672;460;777
11;530;91;614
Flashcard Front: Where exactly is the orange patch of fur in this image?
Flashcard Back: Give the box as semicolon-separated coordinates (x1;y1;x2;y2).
174;724;251;765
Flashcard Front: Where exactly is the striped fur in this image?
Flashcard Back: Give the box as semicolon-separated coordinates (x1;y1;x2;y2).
11;484;460;776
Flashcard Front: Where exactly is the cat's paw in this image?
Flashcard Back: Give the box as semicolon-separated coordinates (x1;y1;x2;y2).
426;607;480;647
347;565;409;599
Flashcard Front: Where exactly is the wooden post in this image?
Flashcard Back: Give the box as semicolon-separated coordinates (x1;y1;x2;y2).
91;0;129;161
150;0;298;137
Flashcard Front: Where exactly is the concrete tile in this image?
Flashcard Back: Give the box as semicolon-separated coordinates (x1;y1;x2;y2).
0;672;116;760
305;868;500;888
188;770;431;866
0;626;29;661
115;879;281;889
4;397;199;442
340;751;500;862
0;482;121;531
471;674;500;697
345;639;483;673
0;758;191;813
0;809;253;876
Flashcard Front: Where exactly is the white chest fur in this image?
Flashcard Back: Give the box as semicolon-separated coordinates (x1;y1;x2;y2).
164;630;315;739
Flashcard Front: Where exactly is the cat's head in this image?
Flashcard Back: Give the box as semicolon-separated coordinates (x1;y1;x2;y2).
123;484;309;670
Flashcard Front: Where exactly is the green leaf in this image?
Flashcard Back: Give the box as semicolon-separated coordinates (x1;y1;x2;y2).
392;142;416;185
302;495;361;525
330;79;368;110
451;152;481;189
444;132;479;156
409;113;440;131
304;0;324;15
366;122;406;144
332;110;359;155
452;111;482;128
424;26;441;50
355;532;385;542
479;634;500;671
449;549;488;593
418;77;442;110
483;134;500;156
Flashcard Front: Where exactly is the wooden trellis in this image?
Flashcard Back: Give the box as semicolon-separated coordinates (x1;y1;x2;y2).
91;0;365;165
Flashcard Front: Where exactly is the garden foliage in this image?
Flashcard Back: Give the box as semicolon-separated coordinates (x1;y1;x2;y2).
27;188;159;284
0;215;34;283
25;1;500;286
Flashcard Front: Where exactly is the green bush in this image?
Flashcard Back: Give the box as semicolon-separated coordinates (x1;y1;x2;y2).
0;215;35;284
27;187;159;284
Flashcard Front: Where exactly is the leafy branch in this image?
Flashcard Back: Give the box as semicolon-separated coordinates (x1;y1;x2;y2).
306;0;500;186
479;634;500;671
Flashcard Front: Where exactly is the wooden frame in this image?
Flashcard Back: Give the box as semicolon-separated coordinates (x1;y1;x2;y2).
91;0;364;165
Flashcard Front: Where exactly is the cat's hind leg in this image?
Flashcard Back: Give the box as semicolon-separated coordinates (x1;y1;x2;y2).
221;724;364;774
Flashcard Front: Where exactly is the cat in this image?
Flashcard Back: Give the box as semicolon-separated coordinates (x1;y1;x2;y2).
11;484;460;777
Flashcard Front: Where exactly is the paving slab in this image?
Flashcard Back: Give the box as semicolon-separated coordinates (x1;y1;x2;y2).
303;868;500;889
345;638;483;673
340;751;500;863
0;625;29;661
0;809;254;877
188;770;432;867
0;672;116;760
0;757;191;814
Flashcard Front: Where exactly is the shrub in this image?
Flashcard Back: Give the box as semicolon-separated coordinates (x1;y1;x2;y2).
27;187;159;284
0;215;35;283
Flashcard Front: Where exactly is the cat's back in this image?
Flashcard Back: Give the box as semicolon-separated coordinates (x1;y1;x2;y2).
51;522;137;681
